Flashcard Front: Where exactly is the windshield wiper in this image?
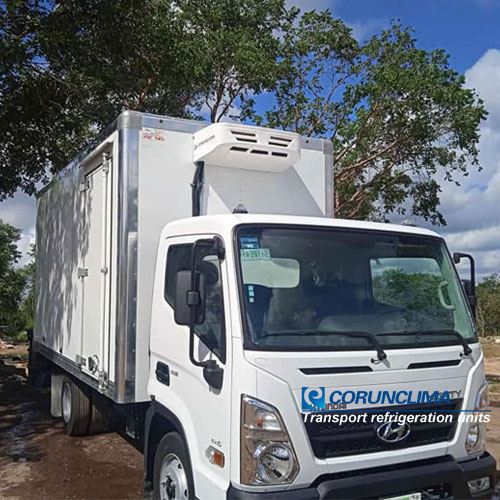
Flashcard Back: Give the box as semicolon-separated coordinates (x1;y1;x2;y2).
260;330;387;362
377;329;472;357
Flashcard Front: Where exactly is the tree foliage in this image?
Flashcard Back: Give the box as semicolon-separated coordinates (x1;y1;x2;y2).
373;269;452;326
476;273;500;337
255;13;486;224
0;0;286;197
0;3;486;225
0;220;27;336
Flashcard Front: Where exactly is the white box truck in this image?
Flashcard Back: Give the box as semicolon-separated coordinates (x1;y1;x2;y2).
32;111;496;499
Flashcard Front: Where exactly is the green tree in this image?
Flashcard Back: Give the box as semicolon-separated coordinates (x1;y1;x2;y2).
0;0;286;198
175;0;286;122
373;268;451;325
0;220;27;337
1;4;486;225
18;245;35;333
476;274;500;337
256;13;486;224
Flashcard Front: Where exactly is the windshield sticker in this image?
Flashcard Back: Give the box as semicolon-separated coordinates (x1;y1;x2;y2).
247;284;255;303
240;248;271;261
240;236;260;249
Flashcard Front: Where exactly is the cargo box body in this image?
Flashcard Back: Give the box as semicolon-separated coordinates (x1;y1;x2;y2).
34;111;333;403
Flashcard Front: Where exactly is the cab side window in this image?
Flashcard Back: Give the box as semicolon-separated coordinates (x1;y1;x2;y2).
164;245;191;306
165;244;226;363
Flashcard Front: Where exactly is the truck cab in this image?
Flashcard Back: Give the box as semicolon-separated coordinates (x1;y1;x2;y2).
147;213;495;499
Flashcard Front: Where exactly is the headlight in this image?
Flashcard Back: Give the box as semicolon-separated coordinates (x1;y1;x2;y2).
465;383;488;455
240;395;299;486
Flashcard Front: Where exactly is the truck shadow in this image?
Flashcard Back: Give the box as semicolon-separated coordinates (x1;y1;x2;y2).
0;360;56;463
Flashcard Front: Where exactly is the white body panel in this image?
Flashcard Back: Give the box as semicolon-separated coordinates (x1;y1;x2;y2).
148;233;233;499
35;112;332;403
80;162;112;379
35;133;117;384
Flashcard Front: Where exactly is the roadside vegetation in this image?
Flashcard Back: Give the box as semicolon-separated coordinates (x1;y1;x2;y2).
477;275;500;338
0;219;33;343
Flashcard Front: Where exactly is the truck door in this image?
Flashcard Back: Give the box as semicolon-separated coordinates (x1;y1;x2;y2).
149;235;231;499
80;155;112;384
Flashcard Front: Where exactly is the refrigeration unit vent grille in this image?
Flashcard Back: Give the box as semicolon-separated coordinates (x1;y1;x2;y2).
193;123;301;172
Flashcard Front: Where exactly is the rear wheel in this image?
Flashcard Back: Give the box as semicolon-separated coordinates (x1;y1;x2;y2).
88;393;109;434
61;377;90;436
153;433;194;500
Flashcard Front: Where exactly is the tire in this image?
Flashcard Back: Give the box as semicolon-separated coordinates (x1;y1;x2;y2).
61;377;91;436
28;349;50;388
88;393;109;434
153;432;195;500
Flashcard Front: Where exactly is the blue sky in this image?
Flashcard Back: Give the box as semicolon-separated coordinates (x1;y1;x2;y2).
285;0;500;71
337;0;500;72
1;0;500;277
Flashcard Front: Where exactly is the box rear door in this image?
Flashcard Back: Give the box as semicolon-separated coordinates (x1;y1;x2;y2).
80;156;112;384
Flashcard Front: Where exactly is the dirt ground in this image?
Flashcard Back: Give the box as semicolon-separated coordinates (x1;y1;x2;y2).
0;345;499;499
0;348;142;499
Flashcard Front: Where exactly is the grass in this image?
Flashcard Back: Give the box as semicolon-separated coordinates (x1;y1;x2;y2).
482;341;500;360
490;381;500;401
0;342;28;360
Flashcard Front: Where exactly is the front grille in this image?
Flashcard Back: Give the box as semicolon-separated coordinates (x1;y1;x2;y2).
304;400;461;459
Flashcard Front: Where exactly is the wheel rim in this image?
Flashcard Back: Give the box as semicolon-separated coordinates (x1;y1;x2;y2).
159;453;189;500
62;383;71;424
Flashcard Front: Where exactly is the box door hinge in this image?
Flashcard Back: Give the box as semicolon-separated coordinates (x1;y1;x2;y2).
78;267;88;278
102;152;111;174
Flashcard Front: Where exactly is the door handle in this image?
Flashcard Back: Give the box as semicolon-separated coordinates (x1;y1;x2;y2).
155;362;170;386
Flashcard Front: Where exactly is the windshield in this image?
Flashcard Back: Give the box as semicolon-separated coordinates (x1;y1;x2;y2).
236;225;476;351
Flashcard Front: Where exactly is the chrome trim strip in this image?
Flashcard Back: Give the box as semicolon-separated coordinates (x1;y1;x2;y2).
325;145;335;217
115;122;140;403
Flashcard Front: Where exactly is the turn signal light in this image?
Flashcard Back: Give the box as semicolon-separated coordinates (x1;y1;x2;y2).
206;446;225;468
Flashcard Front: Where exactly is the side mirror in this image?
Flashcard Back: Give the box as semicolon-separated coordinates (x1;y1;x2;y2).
173;270;206;326
203;360;223;391
453;252;476;318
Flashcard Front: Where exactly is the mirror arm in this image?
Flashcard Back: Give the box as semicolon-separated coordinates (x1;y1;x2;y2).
189;325;208;368
187;238;224;386
189;239;209;368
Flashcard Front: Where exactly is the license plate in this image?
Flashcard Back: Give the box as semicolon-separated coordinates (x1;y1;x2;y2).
384;494;421;500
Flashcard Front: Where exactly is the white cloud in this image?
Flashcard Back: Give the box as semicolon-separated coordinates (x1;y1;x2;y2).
425;49;500;278
349;17;388;41
465;49;500;130
0;192;36;266
286;0;336;12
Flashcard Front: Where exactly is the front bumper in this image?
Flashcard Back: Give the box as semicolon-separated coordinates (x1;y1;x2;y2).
227;453;497;499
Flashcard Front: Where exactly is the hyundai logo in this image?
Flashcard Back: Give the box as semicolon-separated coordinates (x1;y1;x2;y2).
376;421;411;443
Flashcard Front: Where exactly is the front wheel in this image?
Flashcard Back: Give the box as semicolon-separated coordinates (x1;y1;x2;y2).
153;432;194;500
